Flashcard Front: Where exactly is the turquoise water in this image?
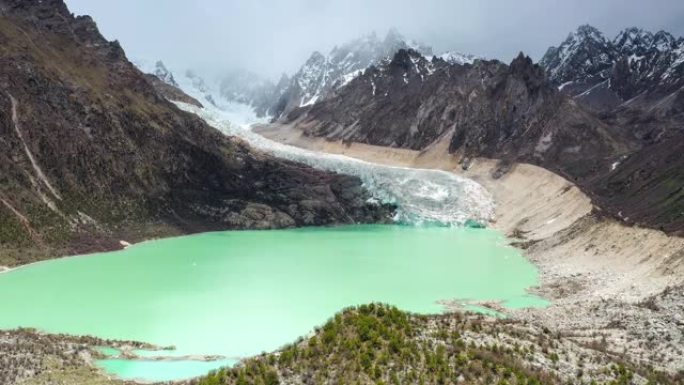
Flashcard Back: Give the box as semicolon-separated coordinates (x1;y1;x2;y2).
0;225;547;382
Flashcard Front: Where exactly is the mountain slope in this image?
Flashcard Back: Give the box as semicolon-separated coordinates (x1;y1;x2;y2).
285;48;683;234
0;0;392;267
292;50;627;177
538;25;684;232
142;63;204;108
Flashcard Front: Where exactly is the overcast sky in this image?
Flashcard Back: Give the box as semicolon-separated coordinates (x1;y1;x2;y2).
65;0;684;80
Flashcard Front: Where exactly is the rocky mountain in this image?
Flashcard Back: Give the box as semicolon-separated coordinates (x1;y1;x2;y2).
141;31;474;122
292;49;626;174
540;25;684;113
285;48;683;234
142;61;204;108
0;0;392;267
537;25;684;232
271;29;434;119
151;60;178;87
438;51;479;65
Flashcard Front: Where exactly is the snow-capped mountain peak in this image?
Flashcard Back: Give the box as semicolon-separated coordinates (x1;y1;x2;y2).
436;51;479;65
272;30;435;118
651;31;677;52
573;24;608;44
613;27;653;55
539;24;614;84
539;24;684;112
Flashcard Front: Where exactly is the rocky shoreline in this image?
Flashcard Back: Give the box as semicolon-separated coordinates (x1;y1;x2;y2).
255;122;684;373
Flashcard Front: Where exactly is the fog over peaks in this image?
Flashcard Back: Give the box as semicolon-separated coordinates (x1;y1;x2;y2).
65;0;684;79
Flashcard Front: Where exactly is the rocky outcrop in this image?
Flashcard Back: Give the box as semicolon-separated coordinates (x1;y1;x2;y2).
144;73;204;108
0;0;393;267
140;60;204;108
286;48;683;235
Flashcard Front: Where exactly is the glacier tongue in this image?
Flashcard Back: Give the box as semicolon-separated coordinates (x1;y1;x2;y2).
175;102;495;227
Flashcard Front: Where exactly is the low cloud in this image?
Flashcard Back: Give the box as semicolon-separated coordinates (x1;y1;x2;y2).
66;0;684;79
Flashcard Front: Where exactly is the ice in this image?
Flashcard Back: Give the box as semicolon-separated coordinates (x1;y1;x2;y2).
174;102;495;227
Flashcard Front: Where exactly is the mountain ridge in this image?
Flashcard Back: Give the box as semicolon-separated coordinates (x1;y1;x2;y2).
539;24;684;113
0;0;393;267
283;46;683;235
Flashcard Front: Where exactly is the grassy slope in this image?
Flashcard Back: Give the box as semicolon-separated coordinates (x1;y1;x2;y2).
192;305;681;385
2;305;681;385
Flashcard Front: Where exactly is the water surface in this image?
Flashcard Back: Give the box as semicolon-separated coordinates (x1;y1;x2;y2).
0;225;547;381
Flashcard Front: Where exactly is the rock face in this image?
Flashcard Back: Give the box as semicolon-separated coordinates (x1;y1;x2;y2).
0;0;393;266
287;47;683;235
272;30;434;119
539;25;684;233
540;25;684;113
141;61;204;108
151;60;178;87
144;75;204;109
294;50;627;176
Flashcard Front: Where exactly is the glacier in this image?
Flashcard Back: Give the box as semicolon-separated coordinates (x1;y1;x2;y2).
175;102;495;227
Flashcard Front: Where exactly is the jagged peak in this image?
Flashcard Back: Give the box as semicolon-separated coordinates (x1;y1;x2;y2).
438;51;479;65
276;73;290;87
305;51;326;63
570;24;608;43
389;48;414;67
154;60;171;75
614;27;653;49
652;30;677;50
330;29;431;58
331;32;379;55
615;27;651;39
509;52;548;90
510;52;535;71
151;60;177;86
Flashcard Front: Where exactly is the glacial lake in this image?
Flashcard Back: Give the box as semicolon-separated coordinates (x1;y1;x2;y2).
0;225;548;382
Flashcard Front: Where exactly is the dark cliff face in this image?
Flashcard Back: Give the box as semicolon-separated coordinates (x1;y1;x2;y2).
0;0;393;266
288;48;683;235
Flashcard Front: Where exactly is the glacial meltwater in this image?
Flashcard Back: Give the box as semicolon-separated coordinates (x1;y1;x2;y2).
0;225;547;382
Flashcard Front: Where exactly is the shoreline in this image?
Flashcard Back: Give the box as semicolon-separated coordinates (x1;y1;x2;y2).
1;121;681;380
255;122;684;372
